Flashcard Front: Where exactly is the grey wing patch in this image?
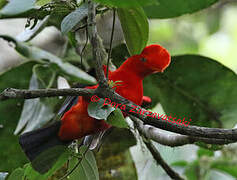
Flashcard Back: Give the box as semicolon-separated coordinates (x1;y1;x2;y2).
83;128;113;150
57;96;79;117
58;83;91;117
83;132;106;150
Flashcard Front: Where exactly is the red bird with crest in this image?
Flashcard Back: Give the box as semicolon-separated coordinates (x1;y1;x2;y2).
19;44;171;173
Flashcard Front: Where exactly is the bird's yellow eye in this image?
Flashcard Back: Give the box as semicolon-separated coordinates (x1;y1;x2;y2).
140;57;147;62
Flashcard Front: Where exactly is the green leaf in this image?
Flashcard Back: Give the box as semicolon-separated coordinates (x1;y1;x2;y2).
93;0;156;8
0;0;7;9
185;160;199;180
7;168;24;180
47;1;75;29
205;9;221;35
16;16;50;42
0;62;36;172
14;74;56;135
111;43;130;67
0;0;35;15
24;146;70;180
101;128;136;154
61;3;88;34
117;7;148;55
0;35;96;85
35;0;51;6
95;128;137;179
67;32;77;47
88;98;115;120
144;0;219;19
96;142;137;179
197;148;214;158
211;160;237;178
68;146;99;180
171;160;188;167
107;109;128;128
33;64;56;89
151;55;237;128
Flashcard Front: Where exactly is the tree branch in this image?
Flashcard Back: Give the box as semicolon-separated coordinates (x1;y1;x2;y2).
1;87;237;142
87;0;108;88
98;91;237;141
143;139;185;180
0;88;95;100
135;122;184;180
130;116;235;146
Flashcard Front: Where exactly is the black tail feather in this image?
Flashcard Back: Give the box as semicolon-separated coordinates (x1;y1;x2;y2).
19;121;71;173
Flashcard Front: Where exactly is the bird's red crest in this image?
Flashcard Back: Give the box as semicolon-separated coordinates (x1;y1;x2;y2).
141;44;171;72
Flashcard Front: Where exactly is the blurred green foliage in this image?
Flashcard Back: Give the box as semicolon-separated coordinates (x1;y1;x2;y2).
148;2;237;72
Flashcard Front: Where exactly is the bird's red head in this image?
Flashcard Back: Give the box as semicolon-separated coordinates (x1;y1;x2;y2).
140;44;171;73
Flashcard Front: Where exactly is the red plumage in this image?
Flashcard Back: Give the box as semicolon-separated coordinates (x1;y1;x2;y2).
58;44;171;141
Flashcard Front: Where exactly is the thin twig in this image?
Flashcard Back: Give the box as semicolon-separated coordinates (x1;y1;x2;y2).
134;120;184;180
143;139;185;180
80;26;89;69
60;136;94;180
106;8;116;79
73;24;87;32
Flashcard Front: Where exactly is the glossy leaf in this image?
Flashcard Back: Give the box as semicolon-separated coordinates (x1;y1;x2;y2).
100;128;137;154
0;35;96;84
16;16;50;42
95;130;137;179
14;74;56;134
68;146;99;180
0;62;36;172
0;0;35;15
46;1;75;28
61;3;88;34
107;109;128;128
144;0;219;19
93;0;156;8
88;99;115;120
117;7;148;55
151;55;237;128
